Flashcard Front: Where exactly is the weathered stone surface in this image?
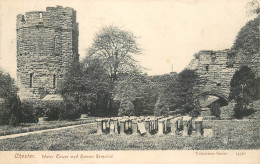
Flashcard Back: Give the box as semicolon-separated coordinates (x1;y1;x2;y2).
132;121;139;135
157;119;165;135
17;6;79;100
119;119;127;135
188;50;259;98
182;116;192;136
187;50;260;118
96;119;103;135
170;118;179;135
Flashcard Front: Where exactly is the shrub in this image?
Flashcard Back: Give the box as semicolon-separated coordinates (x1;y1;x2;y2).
0;95;22;125
20;100;81;122
229;66;257;118
20;100;40;123
0;104;10;125
233;101;255;119
44;101;63;120
0;70;21;125
59;102;80;120
8;114;17;126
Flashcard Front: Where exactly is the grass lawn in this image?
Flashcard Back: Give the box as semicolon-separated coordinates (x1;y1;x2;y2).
0;118;95;136
0;119;259;150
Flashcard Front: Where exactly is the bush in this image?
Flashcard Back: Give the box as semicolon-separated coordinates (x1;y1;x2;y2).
0;95;22;125
20;100;80;122
59;102;80;120
233;101;255;119
8;114;17;126
44;102;63;120
0;104;9;125
20;100;41;123
229;66;257;119
0;70;22;125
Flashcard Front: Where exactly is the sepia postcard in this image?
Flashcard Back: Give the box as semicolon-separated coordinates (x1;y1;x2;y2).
0;0;259;163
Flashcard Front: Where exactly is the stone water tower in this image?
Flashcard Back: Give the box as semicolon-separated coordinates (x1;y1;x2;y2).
16;6;79;100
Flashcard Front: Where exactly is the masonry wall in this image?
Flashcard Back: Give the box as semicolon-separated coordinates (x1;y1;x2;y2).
16;6;79;99
193;50;236;98
187;49;260;99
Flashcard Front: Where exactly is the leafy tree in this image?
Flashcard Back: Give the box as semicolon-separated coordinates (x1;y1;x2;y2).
114;71;158;116
0;69;18;98
86;26;142;115
87;25;141;84
0;69;22;125
59;62;82;102
150;73;178;115
152;70;199;116
81;58;113;116
231;15;259;59
169;69;199;114
59;58;114;117
118;98;135;116
229;66;257;118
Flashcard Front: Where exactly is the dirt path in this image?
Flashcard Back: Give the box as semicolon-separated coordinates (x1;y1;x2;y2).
0;122;95;140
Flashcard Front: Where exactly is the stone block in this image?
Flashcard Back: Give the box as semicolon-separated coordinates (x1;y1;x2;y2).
170;118;179;135
194;117;203;136
132;120;139;135
182;116;192;136
157;119;165;135
144;120;151;135
119;119;126;135
96;119;103;135
137;119;147;135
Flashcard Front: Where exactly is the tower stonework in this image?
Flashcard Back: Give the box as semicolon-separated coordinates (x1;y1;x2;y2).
16;6;79;100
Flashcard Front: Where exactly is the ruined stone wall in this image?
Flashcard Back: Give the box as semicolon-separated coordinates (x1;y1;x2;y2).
16;6;79;99
187;49;260;99
193;50;236;98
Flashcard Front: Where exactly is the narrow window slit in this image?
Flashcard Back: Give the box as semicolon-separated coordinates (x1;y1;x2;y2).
30;73;33;88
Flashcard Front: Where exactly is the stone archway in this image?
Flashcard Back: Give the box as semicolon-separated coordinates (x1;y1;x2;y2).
193;91;229;118
194;91;229;107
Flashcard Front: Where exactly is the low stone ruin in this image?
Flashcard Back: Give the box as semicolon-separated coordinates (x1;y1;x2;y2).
95;116;207;137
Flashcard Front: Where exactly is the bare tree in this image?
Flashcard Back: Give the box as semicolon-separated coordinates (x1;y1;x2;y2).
87;25;141;83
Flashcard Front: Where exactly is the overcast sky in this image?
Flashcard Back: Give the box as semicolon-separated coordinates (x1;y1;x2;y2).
0;0;252;78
